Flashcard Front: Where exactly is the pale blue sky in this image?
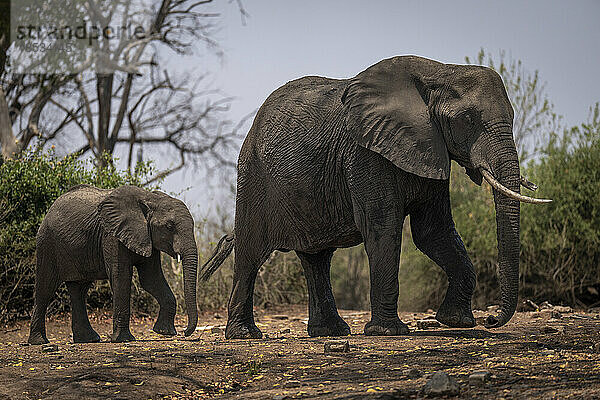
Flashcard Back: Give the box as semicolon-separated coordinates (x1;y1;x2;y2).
167;0;600;215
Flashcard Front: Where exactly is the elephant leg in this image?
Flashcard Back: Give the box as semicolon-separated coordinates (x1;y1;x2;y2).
226;244;269;340
297;249;350;337
28;270;60;345
106;247;135;342
66;281;100;343
137;253;177;336
410;191;476;328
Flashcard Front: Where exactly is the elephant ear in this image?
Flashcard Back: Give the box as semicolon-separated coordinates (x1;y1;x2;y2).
341;57;449;180
98;186;153;257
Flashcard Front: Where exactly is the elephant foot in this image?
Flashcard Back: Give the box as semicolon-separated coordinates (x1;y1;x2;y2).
153;320;177;336
308;315;351;337
111;329;136;343
28;333;49;345
436;302;476;328
225;320;262;339
364;317;409;336
73;329;101;343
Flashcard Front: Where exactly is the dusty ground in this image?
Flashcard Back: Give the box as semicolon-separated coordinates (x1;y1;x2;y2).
1;305;600;399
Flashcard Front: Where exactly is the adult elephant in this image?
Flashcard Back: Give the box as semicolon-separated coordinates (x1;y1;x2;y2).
28;185;199;344
201;56;551;339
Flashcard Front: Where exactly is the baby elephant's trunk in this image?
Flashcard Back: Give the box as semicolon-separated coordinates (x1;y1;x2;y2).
199;234;235;281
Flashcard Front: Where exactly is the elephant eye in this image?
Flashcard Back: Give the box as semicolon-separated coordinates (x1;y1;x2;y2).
166;221;175;231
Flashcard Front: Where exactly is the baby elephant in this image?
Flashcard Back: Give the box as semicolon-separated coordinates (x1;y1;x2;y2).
28;184;199;344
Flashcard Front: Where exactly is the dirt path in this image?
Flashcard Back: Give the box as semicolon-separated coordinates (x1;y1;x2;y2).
1;306;599;399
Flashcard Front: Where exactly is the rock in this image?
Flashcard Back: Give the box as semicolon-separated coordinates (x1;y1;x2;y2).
272;395;288;400
283;380;301;388
417;319;441;329
324;340;350;353
272;315;288;320
422;372;460;396
213;313;223;319
541;325;565;334
541;349;555;355
41;344;59;353
210;326;223;334
469;371;490;387
523;299;539;311
280;328;291;334
553;305;572;314
405;368;423;378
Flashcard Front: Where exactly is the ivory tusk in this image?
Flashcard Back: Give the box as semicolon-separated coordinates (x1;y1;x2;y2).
480;169;552;204
520;175;538;191
177;254;181;263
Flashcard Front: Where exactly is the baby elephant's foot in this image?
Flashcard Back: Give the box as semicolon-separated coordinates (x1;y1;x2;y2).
73;328;101;343
225;320;262;339
364;317;409;336
153;320;177;336
28;332;49;345
308;315;351;337
436;302;476;328
111;329;136;343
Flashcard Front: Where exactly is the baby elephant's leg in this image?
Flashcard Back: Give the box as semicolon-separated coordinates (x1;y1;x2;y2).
137;253;177;336
66;281;100;343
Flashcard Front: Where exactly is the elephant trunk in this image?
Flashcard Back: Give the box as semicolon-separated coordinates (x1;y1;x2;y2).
180;244;198;336
473;131;521;328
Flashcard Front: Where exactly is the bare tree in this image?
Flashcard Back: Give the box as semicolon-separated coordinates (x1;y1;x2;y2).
466;49;561;162
1;0;246;181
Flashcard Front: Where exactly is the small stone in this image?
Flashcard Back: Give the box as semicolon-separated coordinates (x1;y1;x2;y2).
324;340;350;353
41;344;59;353
541;325;565;334
405;368;422;378
272;395;288;400
469;371;490;387
280;328;291;334
213;313;222;319
417;319;441;329
540;349;555;355
272;315;288;320
210;326;223;334
423;372;460;396
283;380;301;388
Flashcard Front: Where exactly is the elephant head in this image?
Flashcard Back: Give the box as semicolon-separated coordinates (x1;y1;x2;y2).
98;185;198;336
342;56;551;328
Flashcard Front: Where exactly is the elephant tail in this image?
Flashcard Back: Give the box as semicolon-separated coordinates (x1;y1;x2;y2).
199;234;235;281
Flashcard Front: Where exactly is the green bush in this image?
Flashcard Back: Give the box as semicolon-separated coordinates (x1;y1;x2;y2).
0;149;159;321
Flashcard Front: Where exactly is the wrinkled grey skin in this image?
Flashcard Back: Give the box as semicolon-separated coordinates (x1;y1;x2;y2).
202;56;522;339
28;184;198;344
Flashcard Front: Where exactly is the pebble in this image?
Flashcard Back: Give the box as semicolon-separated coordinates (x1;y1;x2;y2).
41;344;59;353
469;371;490;387
283;380;301;388
417;319;441;329
553;305;572;314
280;328;291;334
541;325;565;334
405;368;423;378
210;327;223;334
324;340;350;353
423;372;460;396
272;315;288;320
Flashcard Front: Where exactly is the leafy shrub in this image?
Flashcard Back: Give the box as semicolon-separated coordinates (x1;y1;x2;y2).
0;150;159;321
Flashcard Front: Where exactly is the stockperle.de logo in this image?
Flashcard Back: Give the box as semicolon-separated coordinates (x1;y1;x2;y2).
9;0;154;74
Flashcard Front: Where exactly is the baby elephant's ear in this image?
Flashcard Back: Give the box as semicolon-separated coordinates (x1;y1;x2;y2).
98;186;153;257
342;56;449;180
